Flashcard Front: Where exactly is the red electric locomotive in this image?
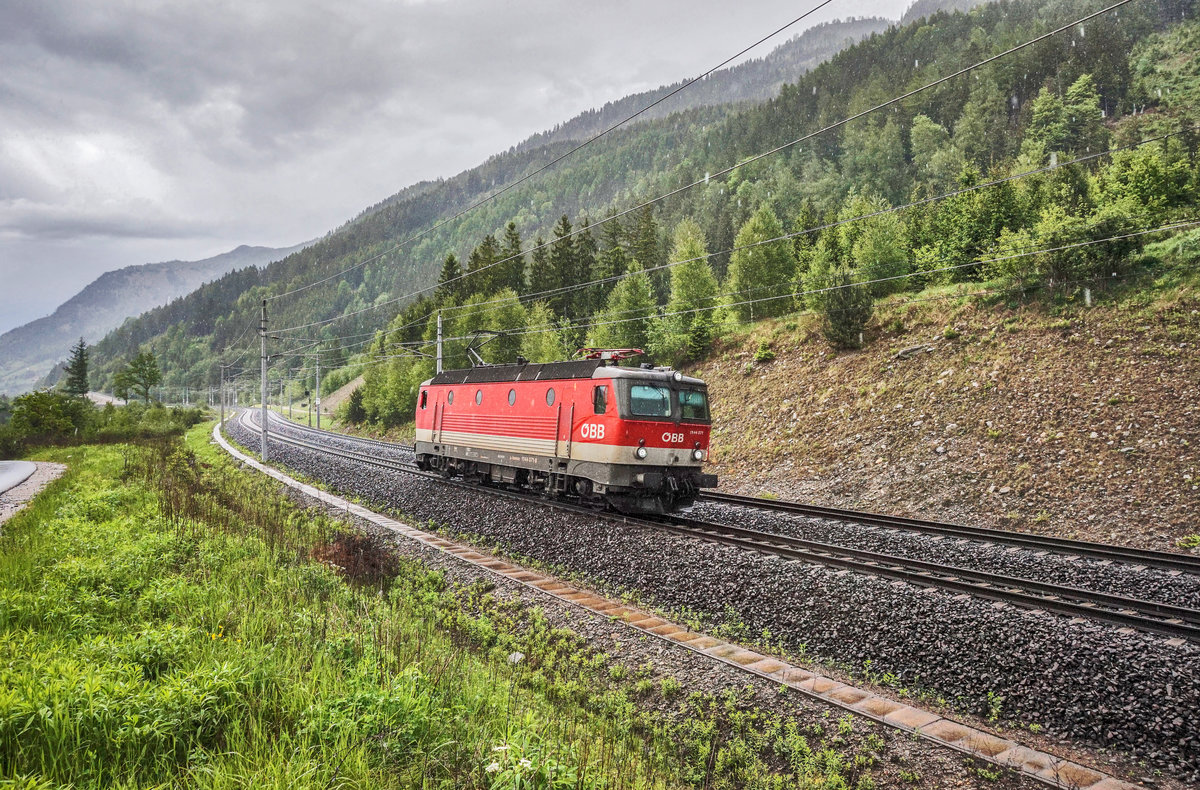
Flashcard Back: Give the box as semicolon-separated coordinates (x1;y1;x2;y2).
414;350;717;513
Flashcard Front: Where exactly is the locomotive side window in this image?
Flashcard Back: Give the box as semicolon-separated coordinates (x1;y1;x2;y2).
546;388;556;406
593;385;607;414
419;390;427;409
508;388;516;406
447;390;454;405
629;384;671;418
679;389;710;421
475;389;483;405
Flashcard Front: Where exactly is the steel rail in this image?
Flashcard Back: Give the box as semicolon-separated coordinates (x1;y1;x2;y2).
702;491;1200;575
236;411;1200;642
264;411;413;453
658;513;1200;640
268;414;1199;576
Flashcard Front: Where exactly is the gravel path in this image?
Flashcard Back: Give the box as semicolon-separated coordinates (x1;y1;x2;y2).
228;417;1200;783
0;462;67;526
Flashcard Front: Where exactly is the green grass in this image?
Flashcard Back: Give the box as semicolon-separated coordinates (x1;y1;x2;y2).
0;425;881;789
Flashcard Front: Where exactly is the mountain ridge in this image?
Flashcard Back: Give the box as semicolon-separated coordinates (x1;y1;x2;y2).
0;241;311;395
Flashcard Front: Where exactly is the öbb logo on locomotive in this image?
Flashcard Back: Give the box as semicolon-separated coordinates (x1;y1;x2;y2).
413;349;717;514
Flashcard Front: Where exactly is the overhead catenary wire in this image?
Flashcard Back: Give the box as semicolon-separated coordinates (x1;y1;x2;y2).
271;0;1138;337
266;0;840;304
350;127;1193;355
327;217;1198;371
298;128;1192;365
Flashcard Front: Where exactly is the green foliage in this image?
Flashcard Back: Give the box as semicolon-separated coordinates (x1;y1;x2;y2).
435;253;464;303
726;204;796;321
1064;74;1109;155
521;302;572;363
753;340;776;364
113;349;162;403
590;261;657;351
9;391;79;441
81;0;1200;390
988;199;1143;287
343;386;367;424
911;114;966;192
62;338;90;397
1023;87;1069;161
651;219;719;364
820;269;874;350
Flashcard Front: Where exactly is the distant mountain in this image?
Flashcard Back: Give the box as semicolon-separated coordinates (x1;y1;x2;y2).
513;17;891;153
0;242;311;395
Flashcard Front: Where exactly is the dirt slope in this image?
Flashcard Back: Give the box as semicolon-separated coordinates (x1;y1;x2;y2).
692;271;1200;551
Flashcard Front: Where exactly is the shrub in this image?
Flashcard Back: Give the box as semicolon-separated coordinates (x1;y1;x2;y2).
821;269;875;350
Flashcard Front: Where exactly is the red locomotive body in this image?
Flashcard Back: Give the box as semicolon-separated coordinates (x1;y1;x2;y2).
414;358;717;513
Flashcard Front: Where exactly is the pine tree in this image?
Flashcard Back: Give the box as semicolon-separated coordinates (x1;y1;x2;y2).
527;235;555;306
631;205;664;304
726;204;796;322
435;253;464;304
466;234;499;296
497;221;526;295
593;212;628;309
1023;87;1068;161
574;218;598;316
521;301;571;363
345;387;367;424
63;337;90;397
548;215;576;317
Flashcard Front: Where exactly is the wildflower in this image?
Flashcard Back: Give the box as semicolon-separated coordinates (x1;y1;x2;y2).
518;758;532;769
508;651;525;665
485;761;501;774
492;744;511;752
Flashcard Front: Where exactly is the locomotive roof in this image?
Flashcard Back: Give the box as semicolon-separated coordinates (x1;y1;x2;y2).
425;360;705;387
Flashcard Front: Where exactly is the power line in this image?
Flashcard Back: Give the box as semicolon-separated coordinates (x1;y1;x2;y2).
341;218;1198;367
271;0;1137;337
266;0;840;304
305;128;1190;363
366;128;1190;348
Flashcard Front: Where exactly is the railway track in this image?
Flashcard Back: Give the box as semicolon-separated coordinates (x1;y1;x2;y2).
238;410;1200;643
265;414;1200;577
701;490;1200;575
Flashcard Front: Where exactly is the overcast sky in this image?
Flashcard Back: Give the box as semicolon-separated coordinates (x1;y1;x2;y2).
0;0;912;334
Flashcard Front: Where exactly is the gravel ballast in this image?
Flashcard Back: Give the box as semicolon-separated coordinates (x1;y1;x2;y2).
687;501;1200;609
230;417;1200;783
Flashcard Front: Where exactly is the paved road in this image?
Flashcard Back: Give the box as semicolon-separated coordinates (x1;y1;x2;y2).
0;461;37;495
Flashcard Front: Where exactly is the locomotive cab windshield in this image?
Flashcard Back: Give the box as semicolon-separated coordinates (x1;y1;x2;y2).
619;379;710;423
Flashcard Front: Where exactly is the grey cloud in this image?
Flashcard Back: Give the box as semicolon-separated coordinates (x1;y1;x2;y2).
0;0;911;319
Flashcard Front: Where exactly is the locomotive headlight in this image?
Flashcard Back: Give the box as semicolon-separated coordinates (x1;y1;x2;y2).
635;446;648;459
672;371;683;382
692;449;704;461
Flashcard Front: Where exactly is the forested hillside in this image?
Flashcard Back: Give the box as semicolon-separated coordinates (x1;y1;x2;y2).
88;0;1199;423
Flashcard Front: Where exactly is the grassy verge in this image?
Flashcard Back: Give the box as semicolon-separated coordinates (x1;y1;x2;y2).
0;425;882;789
